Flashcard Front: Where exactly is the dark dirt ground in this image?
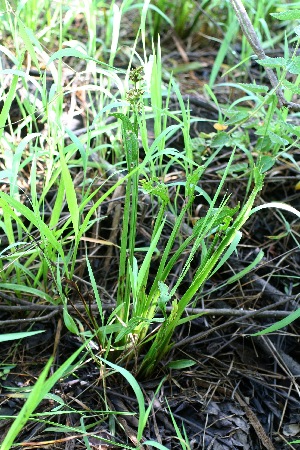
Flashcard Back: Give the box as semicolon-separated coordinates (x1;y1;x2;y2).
1;25;300;450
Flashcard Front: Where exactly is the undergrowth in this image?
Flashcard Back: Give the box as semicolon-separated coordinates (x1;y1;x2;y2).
1;0;300;448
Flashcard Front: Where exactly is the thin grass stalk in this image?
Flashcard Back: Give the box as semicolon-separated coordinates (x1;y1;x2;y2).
151;160;230;294
138;165;264;377
117;177;133;324
114;112;139;327
145;197;194;312
178;173;264;312
150;40;162;140
209;14;239;88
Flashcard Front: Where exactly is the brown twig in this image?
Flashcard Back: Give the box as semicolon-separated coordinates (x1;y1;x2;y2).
172;292;300;350
0;291;297;329
0;310;58;325
230;0;300;111
235;391;276;450
0;302;296;318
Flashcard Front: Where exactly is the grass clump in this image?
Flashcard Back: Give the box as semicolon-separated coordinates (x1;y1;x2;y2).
0;35;265;377
0;1;270;364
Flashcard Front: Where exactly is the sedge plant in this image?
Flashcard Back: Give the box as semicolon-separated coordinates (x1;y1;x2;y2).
0;0;268;379
0;51;266;382
1;0;296;448
81;62;265;377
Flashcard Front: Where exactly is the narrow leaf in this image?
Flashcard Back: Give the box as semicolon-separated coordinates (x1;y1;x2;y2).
252;308;300;336
0;331;45;343
59;149;79;236
16;18;40;71
227;250;264;284
167;359;196;369
271;10;300;20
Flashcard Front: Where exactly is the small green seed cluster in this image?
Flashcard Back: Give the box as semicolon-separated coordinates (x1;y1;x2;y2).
126;88;144;106
126;66;145;110
129;66;144;84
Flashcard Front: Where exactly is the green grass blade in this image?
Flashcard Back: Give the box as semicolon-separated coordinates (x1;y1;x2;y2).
136;219;165;295
143;443;169;450
252;308;300;336
59;147;79;237
165;398;190;450
0;283;53;303
0;341;90;449
251;202;300;218
0;330;45;343
209;17;239;87
0;192;65;259
227;250;264;284
98;358;146;441
0;358;53;450
47;48;126;74
48;179;65;229
65;128;88;174
0;57;23;140
16;17;41;72
210;230;242;276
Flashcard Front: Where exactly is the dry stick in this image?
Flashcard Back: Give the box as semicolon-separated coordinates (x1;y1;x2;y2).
1;265;297;326
249;275;300;380
235;391;276;450
230;0;300;111
0;310;58;325
0;277;296;324
251;273;300;311
172;293;299;350
175;275;300;389
0;301;295;318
